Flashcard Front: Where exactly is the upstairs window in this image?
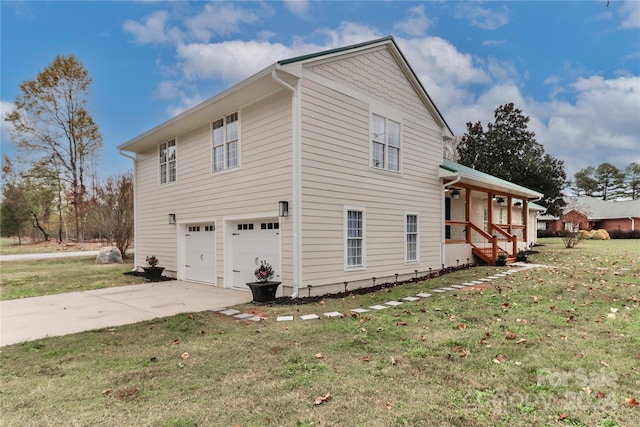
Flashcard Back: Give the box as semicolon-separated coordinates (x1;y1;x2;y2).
212;112;239;172
159;139;176;184
372;114;400;172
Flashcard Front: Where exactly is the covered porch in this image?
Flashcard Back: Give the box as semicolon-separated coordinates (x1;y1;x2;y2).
439;160;544;266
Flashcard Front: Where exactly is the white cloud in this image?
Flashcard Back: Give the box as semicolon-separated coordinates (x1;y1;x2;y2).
283;0;310;16
122;10;179;45
393;5;434;37
620;0;640;29
184;2;259;41
454;3;510;30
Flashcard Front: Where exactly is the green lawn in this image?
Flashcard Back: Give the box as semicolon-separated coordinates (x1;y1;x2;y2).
0;257;146;300
0;238;638;426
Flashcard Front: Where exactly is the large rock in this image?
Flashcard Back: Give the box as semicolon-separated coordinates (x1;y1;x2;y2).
95;246;123;264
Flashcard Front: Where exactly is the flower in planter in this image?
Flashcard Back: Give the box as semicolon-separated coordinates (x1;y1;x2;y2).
146;255;159;267
254;260;274;282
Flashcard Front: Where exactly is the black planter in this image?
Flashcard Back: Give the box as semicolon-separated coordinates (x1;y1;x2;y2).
246;281;281;303
143;266;165;282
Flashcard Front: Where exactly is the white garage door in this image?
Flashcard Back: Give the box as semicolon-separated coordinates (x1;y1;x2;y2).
185;224;216;284
232;220;280;290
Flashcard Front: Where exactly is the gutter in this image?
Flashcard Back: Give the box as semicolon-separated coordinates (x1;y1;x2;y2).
118;149;138;271
441;174;461;268
272;67;302;299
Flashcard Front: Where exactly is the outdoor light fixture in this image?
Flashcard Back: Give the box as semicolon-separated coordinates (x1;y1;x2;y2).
496;197;505;205
168;213;176;224
278;201;289;217
451;188;460;199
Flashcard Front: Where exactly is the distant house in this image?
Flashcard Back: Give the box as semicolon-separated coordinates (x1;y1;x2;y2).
118;37;544;297
538;196;640;234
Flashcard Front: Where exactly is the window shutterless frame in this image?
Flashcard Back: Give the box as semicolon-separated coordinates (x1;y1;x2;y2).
159;138;177;185
212;111;240;173
344;207;366;270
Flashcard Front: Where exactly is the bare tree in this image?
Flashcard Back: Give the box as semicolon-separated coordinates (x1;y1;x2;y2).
86;172;134;258
5;55;103;241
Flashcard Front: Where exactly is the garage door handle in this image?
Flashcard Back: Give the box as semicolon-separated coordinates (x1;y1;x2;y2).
233;269;240;273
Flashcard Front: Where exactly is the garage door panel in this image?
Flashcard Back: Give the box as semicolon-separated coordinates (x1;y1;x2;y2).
185;224;216;284
232;221;280;290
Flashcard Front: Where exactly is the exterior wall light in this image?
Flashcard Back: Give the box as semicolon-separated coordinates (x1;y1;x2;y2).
279;201;289;217
168;213;176;224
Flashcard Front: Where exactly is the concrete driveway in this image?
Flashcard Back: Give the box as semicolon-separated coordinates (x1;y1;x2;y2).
0;281;252;346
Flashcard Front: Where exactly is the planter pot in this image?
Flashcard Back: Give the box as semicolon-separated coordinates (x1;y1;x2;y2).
246;281;281;304
143;266;165;282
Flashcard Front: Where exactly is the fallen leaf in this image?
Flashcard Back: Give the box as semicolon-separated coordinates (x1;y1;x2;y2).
385;401;393;410
314;392;331;405
360;327;367;332
493;354;506;364
558;413;569;420
506;332;517;340
561;335;568;341
625;398;639;406
458;323;466;330
172;339;180;345
600;360;609;367
397;321;407;326
188;314;193;319
582;386;592;395
315;353;323;359
102;388;111;395
596;391;606;399
390;357;397;365
181;352;189;360
363;355;370;362
516;338;527;344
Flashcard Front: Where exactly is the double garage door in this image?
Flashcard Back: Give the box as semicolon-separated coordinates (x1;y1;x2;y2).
184;220;280;289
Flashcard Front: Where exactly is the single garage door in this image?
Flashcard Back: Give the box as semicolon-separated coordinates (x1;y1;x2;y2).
232;220;280;290
185;224;216;284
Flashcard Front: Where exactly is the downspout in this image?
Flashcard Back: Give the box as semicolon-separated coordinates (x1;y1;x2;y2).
118;149;138;271
272;67;302;299
630;217;635;231
442;174;461;268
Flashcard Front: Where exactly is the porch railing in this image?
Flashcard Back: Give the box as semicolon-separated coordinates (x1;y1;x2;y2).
446;220;518;265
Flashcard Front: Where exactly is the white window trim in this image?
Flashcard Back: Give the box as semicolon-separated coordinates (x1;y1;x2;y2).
370;112;402;173
159;138;177;186
211;111;241;174
344;206;366;271
404;211;419;264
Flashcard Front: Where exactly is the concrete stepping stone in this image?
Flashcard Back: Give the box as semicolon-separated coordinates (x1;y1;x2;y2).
369;305;388;310
471;281;483;284
461;283;475;287
416;293;432;298
300;314;320;320
479;278;493;282
233;313;254;319
431;289;446;293
209;307;227;312
351;308;369;313
385;301;403;307
440;287;455;291
403;296;420;302
323;311;343;318
221;309;241;316
450;285;466;289
247;316;262;322
277;316;294;322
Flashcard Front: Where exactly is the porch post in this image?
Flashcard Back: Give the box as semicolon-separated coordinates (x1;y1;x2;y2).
465;188;472;243
487;192;494;236
523;199;529;245
507;196;513;235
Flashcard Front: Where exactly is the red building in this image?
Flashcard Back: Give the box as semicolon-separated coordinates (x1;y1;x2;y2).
538;197;640;234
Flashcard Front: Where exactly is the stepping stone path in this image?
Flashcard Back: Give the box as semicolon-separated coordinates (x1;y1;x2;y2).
210;265;537;323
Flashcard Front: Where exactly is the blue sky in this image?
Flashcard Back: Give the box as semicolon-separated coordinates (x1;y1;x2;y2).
2;1;639;180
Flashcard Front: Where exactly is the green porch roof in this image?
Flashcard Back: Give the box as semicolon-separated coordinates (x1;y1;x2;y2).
440;159;544;200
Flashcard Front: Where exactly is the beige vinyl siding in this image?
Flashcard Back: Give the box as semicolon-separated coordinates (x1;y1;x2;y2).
299;70;443;288
134;91;294;282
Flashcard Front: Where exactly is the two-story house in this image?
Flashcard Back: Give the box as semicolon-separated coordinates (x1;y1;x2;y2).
118;37;543;298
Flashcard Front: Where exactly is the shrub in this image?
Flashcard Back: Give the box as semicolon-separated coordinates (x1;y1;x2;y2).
579;229;611;240
609;229;640;239
537;229;558;238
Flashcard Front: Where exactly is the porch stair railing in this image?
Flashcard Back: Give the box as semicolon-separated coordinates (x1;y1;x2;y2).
467;222;517;265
